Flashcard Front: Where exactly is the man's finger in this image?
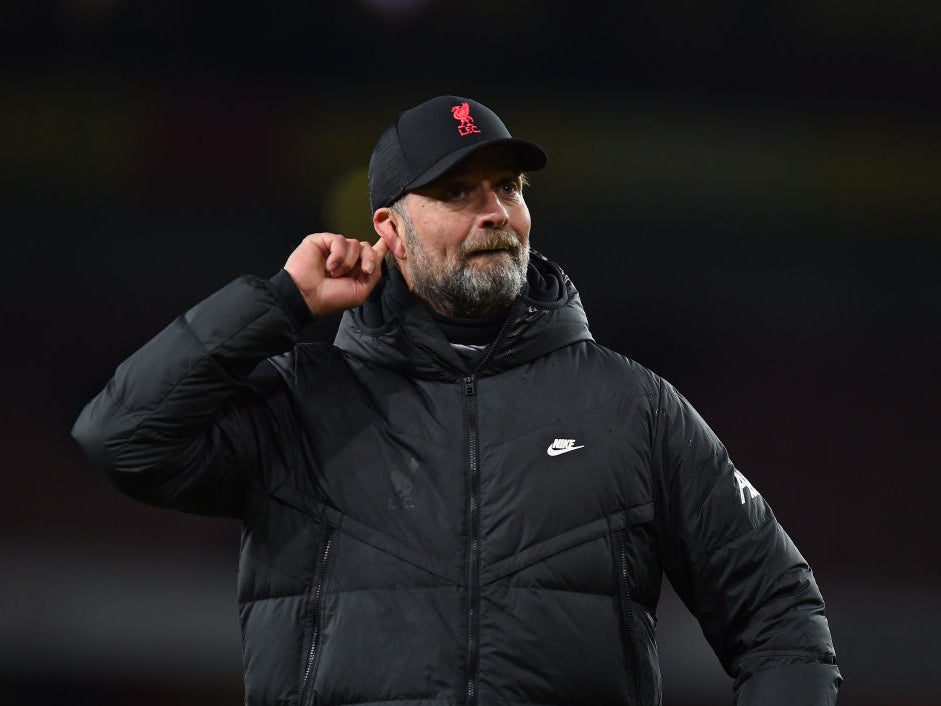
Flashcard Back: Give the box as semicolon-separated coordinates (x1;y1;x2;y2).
335;238;362;275
361;239;388;275
324;235;352;274
372;238;389;259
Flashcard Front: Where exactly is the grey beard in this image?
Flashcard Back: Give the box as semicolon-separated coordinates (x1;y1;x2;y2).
404;226;529;318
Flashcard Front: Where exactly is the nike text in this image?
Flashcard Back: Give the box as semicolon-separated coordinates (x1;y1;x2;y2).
547;438;585;456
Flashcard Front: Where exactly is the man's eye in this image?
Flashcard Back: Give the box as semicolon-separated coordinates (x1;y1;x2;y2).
500;180;521;195
444;185;465;201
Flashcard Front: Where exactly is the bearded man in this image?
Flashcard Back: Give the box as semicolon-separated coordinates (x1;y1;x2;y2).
73;95;841;706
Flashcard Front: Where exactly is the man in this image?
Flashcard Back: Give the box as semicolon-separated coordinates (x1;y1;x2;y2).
72;95;841;705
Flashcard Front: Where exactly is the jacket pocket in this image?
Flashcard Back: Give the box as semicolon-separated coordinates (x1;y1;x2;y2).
613;527;643;704
298;526;335;706
612;523;662;706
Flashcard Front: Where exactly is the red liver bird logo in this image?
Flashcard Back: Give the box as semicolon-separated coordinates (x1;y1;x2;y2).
451;102;481;136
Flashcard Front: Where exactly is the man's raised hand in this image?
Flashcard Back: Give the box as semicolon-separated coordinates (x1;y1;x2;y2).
284;233;388;316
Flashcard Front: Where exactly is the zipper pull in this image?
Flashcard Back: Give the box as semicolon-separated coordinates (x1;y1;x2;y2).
464;376;475;397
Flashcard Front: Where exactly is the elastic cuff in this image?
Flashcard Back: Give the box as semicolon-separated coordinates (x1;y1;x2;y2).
268;269;315;329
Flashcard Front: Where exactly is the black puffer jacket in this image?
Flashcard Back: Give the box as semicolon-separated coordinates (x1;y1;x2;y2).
72;251;840;705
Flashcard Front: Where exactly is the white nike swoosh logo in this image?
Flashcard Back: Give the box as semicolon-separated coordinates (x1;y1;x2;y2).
546;444;585;457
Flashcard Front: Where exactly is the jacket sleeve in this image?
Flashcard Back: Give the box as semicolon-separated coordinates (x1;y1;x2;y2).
71;270;313;518
651;378;842;704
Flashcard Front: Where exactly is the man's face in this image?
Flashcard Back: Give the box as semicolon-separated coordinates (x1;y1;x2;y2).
394;146;532;318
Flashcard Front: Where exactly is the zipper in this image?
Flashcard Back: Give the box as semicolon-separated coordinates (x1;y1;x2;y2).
616;529;642;703
470;301;521;376
300;528;335;705
463;375;481;706
460;306;517;705
395;308;517;705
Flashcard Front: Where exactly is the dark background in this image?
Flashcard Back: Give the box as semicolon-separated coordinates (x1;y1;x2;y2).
2;1;939;704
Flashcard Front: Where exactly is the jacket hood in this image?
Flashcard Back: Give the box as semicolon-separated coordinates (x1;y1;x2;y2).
334;249;593;378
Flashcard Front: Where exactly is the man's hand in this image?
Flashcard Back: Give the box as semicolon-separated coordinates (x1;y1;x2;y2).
284;233;389;316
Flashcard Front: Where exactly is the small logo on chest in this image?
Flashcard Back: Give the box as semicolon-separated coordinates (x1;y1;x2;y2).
546;438;585;456
387;460;419;510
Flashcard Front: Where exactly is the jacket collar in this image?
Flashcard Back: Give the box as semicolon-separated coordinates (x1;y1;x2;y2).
333;249;593;378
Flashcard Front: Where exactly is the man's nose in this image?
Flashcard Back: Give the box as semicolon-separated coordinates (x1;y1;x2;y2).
476;186;510;229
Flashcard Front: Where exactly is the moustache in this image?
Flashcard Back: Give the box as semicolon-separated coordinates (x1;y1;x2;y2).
460;230;523;258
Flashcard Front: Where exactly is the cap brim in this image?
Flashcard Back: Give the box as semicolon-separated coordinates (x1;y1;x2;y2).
405;138;548;192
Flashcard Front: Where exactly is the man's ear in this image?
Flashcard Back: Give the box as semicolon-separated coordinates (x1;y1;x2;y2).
373;207;408;260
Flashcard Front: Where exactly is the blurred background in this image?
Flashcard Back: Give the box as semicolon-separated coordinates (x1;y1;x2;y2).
2;1;939;704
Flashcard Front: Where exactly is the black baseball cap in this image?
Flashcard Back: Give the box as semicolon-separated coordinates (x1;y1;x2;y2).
368;95;548;212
